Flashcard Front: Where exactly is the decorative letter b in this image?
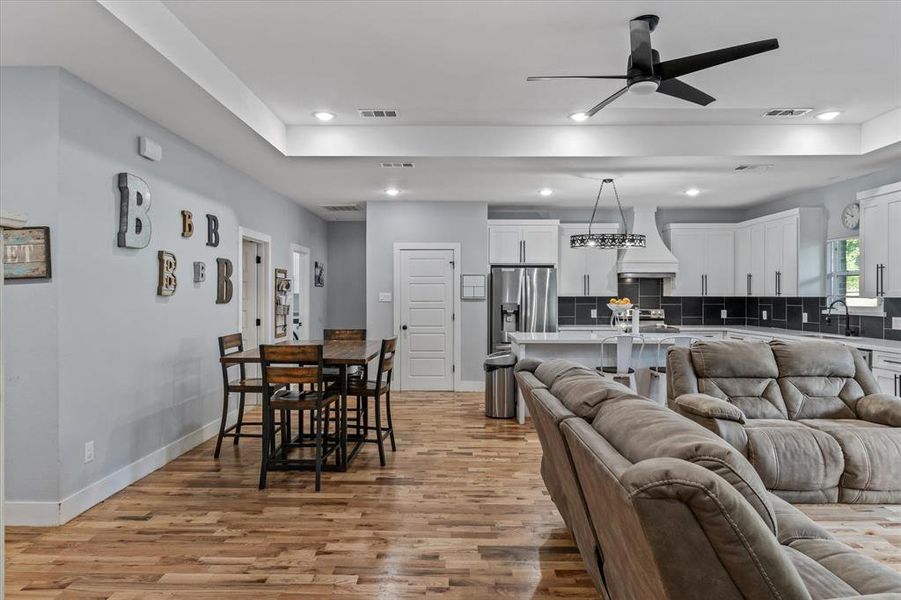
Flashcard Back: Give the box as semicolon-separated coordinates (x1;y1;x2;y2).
158;251;177;296
216;258;233;304
117;173;152;248
181;210;194;238
207;214;219;247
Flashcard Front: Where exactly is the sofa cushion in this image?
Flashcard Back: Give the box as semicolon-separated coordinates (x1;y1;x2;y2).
770;339;856;378
768;493;834;545
550;372;644;421
593;397;777;534
799;419;901;503
743;420;843;502
533;359;595;388
689;340;789;419
788;538;901;595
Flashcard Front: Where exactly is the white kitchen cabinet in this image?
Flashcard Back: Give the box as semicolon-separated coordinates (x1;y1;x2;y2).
763;216;799;296
488;220;558;265
873;351;901;395
664;225;734;296
558;224;619;296
735;223;766;295
859;182;901;298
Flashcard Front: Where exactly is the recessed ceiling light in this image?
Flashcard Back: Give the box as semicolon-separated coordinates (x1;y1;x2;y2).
569;112;589;122
385;187;400;196
685;187;701;197
539;188;553;197
816;111;841;121
313;111;336;122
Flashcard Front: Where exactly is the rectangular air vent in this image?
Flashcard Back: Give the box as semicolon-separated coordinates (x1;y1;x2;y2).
322;204;361;213
358;109;398;118
762;108;812;117
735;163;775;172
379;161;414;168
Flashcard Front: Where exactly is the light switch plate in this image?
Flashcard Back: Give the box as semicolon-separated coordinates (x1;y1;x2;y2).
378;292;392;303
802;312;808;323
762;310;768;320
590;308;598;318
720;309;728;319
84;441;94;464
893;317;901;330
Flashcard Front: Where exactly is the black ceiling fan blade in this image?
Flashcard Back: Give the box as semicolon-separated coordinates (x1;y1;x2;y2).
526;75;628;81
585;86;629;116
656;78;715;106
656;38;779;80
629;18;654;73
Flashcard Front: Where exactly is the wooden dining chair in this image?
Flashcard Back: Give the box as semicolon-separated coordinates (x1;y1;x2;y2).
348;337;397;466
259;344;341;491
215;333;282;458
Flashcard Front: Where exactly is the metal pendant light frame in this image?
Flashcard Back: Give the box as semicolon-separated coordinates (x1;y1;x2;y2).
570;178;646;249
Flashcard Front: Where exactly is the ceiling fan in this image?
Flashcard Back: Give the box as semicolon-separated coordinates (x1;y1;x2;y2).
527;15;779;118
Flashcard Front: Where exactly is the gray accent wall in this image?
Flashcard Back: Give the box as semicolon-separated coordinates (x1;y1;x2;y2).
326;221;366;328
366;201;488;382
2;68;328;509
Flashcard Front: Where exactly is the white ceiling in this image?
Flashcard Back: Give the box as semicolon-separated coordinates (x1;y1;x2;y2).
164;0;900;126
1;0;900;221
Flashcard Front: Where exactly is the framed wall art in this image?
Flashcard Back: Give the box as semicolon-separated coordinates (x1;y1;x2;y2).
314;261;325;287
2;226;51;280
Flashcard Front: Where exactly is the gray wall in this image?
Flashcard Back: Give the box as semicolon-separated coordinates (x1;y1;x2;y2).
2;67;328;505
326;221;366;328
0;68;61;502
743;165;901;239
366;201;488;382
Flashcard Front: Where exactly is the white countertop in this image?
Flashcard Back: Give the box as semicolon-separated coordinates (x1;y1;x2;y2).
509;325;901;354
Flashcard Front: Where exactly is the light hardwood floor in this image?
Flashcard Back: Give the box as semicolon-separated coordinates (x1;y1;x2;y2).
5;392;900;598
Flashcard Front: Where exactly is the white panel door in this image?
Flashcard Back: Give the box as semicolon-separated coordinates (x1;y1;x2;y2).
557;225;588;296
668;230;704;295
522;224;558;264
705;230;735;296
241;239;260;349
399;249;454;391
488;225;522;264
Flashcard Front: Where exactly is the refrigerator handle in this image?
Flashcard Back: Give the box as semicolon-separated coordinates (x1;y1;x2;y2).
521;270;530;332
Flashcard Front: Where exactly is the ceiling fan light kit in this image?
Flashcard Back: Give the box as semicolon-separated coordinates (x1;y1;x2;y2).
571;178;646;250
530;14;779;119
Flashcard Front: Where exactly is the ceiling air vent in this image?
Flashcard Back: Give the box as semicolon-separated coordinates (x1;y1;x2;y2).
735;163;775;172
762;108;812;118
380;162;415;168
322;204;361;213
358;109;398;118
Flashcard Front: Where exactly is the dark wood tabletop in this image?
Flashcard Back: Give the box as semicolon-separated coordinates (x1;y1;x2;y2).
220;339;382;366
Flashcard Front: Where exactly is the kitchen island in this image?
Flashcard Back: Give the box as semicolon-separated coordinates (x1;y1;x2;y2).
509;326;901;423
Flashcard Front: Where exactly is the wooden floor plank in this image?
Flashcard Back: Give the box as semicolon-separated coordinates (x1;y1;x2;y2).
6;392;900;598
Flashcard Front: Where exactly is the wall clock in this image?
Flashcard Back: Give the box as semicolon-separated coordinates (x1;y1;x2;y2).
841;202;860;229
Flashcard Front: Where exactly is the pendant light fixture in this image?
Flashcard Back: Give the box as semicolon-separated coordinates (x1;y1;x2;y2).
570;178;646;249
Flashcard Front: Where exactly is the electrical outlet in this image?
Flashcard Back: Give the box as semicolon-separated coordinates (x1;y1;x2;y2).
590;308;598;318
378;292;392;303
762;310;768;320
720;309;727;319
802;312;808;324
893;317;901;330
84;441;94;464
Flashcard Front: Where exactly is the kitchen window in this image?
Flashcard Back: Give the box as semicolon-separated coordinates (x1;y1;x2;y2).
826;237;860;297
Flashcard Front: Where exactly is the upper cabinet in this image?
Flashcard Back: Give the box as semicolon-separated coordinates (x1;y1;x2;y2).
735;222;766;295
558;224;619;297
859;182;901;298
663;225;735;296
488;220;558;265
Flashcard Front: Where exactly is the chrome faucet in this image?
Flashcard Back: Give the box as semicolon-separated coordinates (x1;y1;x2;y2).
825;299;857;337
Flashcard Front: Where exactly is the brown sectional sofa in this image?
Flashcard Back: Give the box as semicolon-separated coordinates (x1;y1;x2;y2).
515;357;901;600
667;339;901;503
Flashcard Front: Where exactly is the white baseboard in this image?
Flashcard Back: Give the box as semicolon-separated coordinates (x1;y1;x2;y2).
457;380;485;392
5;410;237;527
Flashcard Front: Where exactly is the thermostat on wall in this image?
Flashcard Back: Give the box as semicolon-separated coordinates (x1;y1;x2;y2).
138;136;162;161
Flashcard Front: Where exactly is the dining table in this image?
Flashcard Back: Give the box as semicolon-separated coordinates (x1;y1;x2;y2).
219;338;383;471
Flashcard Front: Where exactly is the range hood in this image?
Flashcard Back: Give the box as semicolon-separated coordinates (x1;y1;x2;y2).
617;207;679;278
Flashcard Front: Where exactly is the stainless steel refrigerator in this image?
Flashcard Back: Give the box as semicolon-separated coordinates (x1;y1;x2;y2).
488;266;557;352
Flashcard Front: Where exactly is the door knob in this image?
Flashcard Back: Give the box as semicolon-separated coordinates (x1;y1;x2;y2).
402;325;408;331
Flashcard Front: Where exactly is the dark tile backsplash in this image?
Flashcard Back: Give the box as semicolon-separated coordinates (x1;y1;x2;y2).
558;277;901;340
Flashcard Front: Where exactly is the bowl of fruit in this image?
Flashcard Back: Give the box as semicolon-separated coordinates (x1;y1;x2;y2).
606;297;633;313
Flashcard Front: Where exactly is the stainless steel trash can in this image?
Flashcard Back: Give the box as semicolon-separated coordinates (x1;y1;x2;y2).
484;351;516;418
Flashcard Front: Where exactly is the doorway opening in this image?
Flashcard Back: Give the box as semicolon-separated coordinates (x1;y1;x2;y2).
291;244;311;341
238;228;272;383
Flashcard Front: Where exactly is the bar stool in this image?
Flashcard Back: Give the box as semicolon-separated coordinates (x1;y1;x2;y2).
348;337;397;466
259;344;341;491
215;333;282;458
648;335;696;405
596;334;645;391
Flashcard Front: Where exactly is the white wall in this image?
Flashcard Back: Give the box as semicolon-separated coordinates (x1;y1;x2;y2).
1;67;328;521
366;201;488;383
326;221;366;328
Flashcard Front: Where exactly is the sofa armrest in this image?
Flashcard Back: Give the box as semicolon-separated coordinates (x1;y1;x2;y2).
856;393;901;427
674;394;746;424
